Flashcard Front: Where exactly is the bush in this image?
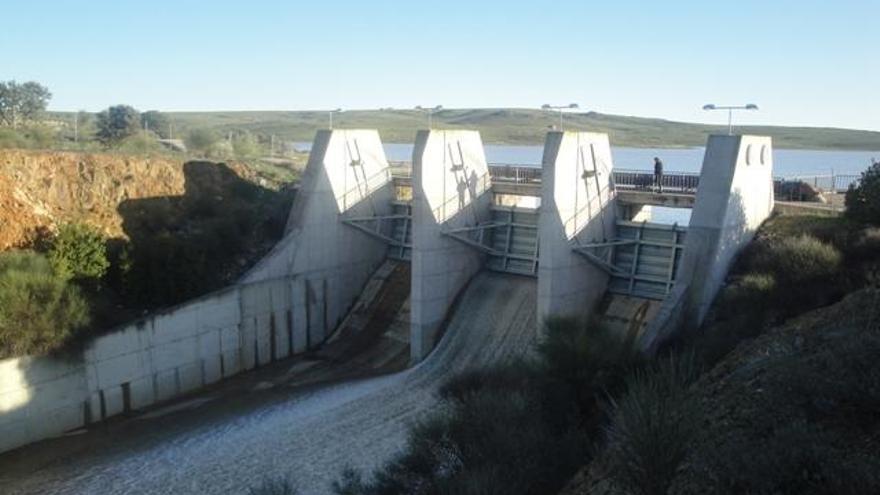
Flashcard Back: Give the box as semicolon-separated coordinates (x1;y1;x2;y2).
0;251;90;358
247;477;298;495
0;127;29;148
603;353;702;495
845;160;880;225
746;234;841;285
715;273;776;325
186;128;220;155
47;223;109;281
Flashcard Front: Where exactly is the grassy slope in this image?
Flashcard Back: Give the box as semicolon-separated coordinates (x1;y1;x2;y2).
150;109;880;150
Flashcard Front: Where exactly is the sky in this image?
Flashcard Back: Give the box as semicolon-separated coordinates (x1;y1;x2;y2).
1;0;878;130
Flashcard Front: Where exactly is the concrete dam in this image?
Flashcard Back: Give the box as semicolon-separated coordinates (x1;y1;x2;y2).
0;129;774;494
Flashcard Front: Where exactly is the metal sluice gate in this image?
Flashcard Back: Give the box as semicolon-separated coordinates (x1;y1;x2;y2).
574;220;687;300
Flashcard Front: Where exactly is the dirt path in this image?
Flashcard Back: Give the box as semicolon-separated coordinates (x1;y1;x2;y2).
0;272;537;494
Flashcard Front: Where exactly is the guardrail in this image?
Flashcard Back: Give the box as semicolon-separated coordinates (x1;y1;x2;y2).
612;168;699;194
774;174;860;194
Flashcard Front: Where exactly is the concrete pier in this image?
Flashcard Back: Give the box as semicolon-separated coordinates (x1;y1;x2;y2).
244;129;395;343
537;131;617;325
640;135;774;351
410;130;492;361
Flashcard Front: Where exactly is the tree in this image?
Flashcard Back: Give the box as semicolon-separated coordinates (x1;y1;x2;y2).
186;128;220;155
47;223;110;281
845;159;880;225
96;105;141;144
141;110;171;139
232;132;261;160
0;80;52;129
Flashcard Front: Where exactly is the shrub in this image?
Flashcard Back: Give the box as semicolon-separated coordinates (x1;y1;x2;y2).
0;251;90;358
603;352;702;495
746;234;841;285
845;160;880;225
247;477;298;495
715;272;776;323
47;223;109;281
186;128;220;155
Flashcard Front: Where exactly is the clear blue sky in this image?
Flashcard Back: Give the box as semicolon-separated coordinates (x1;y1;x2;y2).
1;0;877;130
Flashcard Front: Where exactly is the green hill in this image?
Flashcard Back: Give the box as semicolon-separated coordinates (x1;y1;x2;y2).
155;108;880;150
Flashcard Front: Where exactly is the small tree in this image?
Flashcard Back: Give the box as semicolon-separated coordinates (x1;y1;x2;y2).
0;80;52;128
186;128;219;155
232;132;261;160
96;104;141;144
845;160;880;225
141;110;171;138
47;223;109;281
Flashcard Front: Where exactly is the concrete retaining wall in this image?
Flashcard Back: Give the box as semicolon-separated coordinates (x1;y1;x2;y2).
537;131;617;325
0;274;320;454
0;130;397;454
640;135;775;352
410;130;492;361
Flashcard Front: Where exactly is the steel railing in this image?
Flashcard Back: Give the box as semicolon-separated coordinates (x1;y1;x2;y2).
612;169;699;194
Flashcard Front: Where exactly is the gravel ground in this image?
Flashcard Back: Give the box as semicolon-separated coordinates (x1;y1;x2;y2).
0;272;538;495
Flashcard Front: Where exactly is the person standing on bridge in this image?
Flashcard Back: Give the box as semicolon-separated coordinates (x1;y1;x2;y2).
653;156;664;193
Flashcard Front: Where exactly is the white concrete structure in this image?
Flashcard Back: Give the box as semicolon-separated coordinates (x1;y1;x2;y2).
245;129;395;342
410;130;492;361
537;131;617;325
0;277;299;454
640;135;774;352
0;129;399;454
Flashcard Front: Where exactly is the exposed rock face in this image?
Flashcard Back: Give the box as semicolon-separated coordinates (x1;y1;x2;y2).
0;149;262;250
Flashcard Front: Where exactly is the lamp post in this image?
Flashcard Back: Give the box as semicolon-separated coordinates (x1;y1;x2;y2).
702;103;759;135
415;105;443;129
541;103;579;130
328;108;343;130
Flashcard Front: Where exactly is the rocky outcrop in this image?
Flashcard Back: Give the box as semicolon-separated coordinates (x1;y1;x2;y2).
0;149;263;249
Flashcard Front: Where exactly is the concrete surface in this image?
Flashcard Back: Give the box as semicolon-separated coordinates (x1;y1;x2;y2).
410;130;493;362
640;135;775;352
537;131;617;325
0;272;538;495
0;130;398;454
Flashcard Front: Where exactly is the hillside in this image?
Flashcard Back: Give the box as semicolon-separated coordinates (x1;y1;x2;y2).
133;109;880;150
562;287;880;495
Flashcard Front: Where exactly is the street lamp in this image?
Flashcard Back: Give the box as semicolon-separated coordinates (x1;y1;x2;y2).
328;108;343;130
415;105;443;129
702;103;759;135
541;103;579;130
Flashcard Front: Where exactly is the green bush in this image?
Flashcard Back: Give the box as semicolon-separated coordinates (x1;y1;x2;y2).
603;352;701;495
746;234;841;285
845;160;880;225
0;251;90;358
47;223;109;281
715;273;776;324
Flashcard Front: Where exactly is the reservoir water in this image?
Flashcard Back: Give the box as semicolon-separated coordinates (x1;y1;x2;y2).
296;142;878;176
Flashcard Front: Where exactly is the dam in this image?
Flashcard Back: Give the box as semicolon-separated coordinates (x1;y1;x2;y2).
0;128;774;494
